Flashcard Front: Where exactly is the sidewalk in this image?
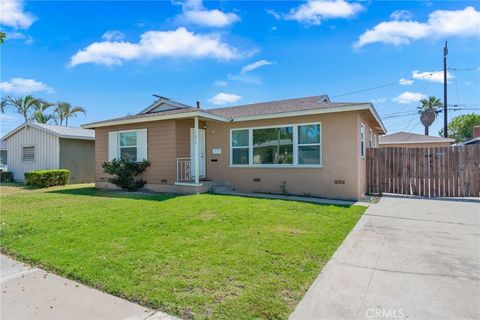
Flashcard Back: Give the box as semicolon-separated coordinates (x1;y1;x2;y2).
0;254;178;320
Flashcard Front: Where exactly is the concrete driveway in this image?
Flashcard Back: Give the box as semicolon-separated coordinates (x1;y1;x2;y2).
290;196;480;320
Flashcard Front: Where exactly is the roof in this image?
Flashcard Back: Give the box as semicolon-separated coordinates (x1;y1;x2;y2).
205;95;331;118
379;131;455;145
2;123;95;141
461;137;480;145
82;95;386;133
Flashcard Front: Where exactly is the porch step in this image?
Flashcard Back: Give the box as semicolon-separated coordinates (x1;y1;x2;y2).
207;181;235;194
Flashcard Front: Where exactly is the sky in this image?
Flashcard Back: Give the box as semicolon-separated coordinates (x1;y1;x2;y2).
1;0;479;136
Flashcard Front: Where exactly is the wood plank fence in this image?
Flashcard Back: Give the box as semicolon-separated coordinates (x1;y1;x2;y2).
366;145;480;197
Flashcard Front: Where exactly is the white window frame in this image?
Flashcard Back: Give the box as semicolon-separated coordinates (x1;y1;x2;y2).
230;122;322;168
118;130;138;162
360;123;366;159
22;145;35;163
373;134;377;147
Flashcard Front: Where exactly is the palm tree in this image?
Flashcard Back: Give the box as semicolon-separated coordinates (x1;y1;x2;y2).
1;95;39;122
32;100;55;124
418;96;442;114
55;102;86;126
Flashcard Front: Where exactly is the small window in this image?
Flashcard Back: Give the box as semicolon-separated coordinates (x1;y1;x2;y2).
119;131;137;161
369;129;373;148
231;129;249;165
23;146;35;162
373;134;377;147
298;124;321;165
360;124;366;158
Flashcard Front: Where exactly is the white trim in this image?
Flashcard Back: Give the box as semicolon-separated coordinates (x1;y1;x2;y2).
229;122;323;168
379;140;455;145
118;130;138;161
2;122;94;141
138;98;193;114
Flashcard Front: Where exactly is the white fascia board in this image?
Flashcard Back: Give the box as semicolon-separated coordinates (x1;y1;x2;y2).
81;111;230;129
379;140;454;145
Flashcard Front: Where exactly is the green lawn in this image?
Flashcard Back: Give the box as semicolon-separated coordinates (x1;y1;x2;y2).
0;183;365;319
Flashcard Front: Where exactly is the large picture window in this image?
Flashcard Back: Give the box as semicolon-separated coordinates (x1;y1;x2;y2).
119;131;137;161
231;123;322;167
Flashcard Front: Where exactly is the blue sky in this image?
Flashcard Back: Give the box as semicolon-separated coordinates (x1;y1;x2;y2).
1;0;479;136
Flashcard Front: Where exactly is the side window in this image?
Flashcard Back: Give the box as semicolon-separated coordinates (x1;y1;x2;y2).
360;124;365;158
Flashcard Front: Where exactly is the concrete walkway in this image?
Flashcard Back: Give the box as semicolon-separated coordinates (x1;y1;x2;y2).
0;254;179;320
290;196;480;320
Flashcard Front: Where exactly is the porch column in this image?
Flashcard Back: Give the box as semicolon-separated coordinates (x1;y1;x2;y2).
194;116;200;185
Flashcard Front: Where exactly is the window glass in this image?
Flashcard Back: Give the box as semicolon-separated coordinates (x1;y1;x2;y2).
232;129;249;147
232;148;249;165
360;125;365;157
120;147;137;161
253;127;293;165
120;131;137;147
298;146;320;164
298;124;320;144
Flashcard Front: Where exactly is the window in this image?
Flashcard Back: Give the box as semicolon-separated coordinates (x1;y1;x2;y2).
369;128;373;148
119;131;137;161
230;123;322;167
231;129;249;165
298;124;321;165
360;124;366;158
22;146;35;162
253;127;293;165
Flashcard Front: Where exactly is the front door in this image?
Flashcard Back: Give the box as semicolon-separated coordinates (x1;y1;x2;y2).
190;128;205;178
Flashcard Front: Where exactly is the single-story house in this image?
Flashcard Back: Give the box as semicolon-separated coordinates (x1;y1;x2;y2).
82;95;386;200
2;123;95;183
461;125;480;145
379;131;455;148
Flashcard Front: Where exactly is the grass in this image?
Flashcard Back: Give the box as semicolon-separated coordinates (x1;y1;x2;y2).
0;183;365;319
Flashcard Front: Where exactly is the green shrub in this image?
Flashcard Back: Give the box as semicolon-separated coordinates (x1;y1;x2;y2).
102;158;151;191
0;171;13;183
25;169;70;188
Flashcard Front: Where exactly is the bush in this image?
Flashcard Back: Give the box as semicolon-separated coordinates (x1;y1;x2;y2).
0;171;13;183
102;158;151;191
25;169;70;188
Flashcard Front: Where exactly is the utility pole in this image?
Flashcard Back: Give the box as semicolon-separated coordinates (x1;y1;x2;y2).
443;41;448;138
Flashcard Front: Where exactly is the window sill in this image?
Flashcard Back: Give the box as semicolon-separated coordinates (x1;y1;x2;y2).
229;165;323;169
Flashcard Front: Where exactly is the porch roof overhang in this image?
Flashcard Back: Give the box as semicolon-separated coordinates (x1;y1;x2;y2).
81;111;230;129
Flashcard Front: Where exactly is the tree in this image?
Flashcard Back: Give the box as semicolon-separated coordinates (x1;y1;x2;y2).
55;102;86;126
418;96;442;114
0;31;6;45
1;95;39;122
439;113;480;143
32;100;55;124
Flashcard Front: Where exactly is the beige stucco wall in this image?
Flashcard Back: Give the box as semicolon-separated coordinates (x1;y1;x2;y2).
59;138;95;183
94;111;381;200
379;142;453;148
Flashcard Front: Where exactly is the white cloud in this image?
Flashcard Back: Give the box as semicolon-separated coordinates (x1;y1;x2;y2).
102;30;125;41
0;0;35;29
270;0;364;25
6;31;33;44
69;27;242;67
240;59;274;74
0;78;54;94
412;70;453;83
178;0;239;27
227;73;263;85
392;91;427;104
208;92;241;105
399;78;414;86
355;6;480;48
214;80;228;87
390;10;413;21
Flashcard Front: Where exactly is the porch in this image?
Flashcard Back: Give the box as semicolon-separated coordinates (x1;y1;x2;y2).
175;116;205;186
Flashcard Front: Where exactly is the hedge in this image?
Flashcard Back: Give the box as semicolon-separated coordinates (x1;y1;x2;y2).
0;171;13;183
24;169;70;188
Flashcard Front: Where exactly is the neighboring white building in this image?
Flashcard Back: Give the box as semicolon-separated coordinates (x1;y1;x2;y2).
2;123;95;183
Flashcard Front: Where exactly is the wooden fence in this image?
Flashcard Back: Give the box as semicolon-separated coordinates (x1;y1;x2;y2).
366;145;480;197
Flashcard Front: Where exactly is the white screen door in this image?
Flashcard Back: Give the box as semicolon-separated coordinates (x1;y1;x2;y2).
190;128;205;178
